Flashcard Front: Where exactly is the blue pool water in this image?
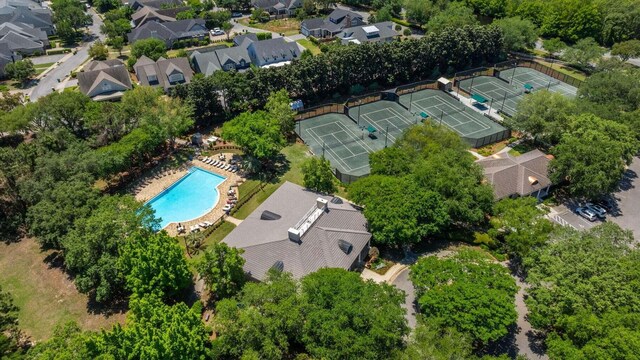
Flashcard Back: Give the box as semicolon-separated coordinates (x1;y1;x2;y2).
147;167;226;229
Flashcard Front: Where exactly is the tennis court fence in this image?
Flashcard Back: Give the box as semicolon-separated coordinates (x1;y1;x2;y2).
334;168;366;184
396;79;439;95
515;58;583;88
453;67;494;87
295;103;345;121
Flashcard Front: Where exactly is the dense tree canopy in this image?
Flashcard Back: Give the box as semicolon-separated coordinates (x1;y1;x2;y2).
524;223;640;359
549;114;638;198
394;322;475;360
196;242;246;300
130;38;167;61
492;17;538;52
349;175;449;246
221;110;285;161
5;60;35;84
411;249;517;346
301;156;337;194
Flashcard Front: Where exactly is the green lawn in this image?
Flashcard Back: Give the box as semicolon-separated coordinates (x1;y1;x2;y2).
0;239;124;341
233;143;310;220
507;141;537;157
34;62;55;74
297;39;321;55
204;221;236;246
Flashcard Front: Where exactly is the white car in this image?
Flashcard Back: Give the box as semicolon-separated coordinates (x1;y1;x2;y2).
210;28;225;36
576;207;597;222
585;202;606;218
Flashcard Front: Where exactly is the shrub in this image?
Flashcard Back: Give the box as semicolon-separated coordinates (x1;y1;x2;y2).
256;32;272;40
395;24;402;31
309;36;320;45
392;17;411;27
403;28;412;36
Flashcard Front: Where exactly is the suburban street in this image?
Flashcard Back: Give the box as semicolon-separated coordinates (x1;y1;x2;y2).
28;10;105;101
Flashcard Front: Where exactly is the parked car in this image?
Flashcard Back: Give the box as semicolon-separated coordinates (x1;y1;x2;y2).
585;202;607;218
594;198;615;212
576;207;597;222
231;12;243;17
210;28;225;36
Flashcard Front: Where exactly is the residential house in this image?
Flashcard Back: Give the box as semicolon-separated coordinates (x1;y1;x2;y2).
124;0;183;10
0;42;19;76
337;22;398;45
77;60;133;101
251;0;301;16
0;5;54;35
127;18;208;47
247;37;300;67
131;6;190;28
133;55;193;91
475;149;553;200
223;181;371;281
191;34;300;74
300;9;364;38
0;21;48;55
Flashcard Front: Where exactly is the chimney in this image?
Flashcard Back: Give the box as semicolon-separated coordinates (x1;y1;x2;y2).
528;176;538;185
316;197;328;210
345;14;352;28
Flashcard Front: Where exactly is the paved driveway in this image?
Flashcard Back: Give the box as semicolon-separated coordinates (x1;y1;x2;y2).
608;157;640;239
390;267;417;329
550;203;601;231
29;10;104;101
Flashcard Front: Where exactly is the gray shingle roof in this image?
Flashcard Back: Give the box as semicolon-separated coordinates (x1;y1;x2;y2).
338;21;398;44
476;149;552;199
224;181;371;281
134;55;192;90
77;60;132;100
127;18;207;44
131;6;188;27
248;37;300;64
0;6;52;32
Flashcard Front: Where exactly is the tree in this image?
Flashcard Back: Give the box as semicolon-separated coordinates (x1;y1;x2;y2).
506;90;576;145
110;36;124;55
394;322;475;360
425;2;477;34
93;0;119;13
0;286;18;333
611;39;640;61
301;156;336;194
100;18;131;43
549;114;639;199
96;295;210;359
411;248;517;345
562;37;605;70
5;59;35;84
213;270;304;360
542;37;567;56
88;40;109;60
577;67;640;125
202;9;231;28
63;195;159;303
51;0;90;44
490;197;554;259
176;9;197;19
493;17;538;52
374;4;393;22
118;231;192;300
301;268;408;360
403;0;434;25
264;88;296;134
26;322;98;359
196;242;246;300
130;38;167;61
221;110;285;162
524;223;640;358
0;91;23;112
349;175;449;246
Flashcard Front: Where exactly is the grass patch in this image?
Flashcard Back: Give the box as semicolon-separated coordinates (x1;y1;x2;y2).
507;141;537;157
203;221;236;246
297;38;321;55
475;141;508;157
34;62;55;74
0;238;125;341
536;59;587;81
240;18;300;35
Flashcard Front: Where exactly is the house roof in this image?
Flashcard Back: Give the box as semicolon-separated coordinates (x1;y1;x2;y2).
127;18;206;43
300;17;324;30
0;6;52;31
338;21;398;44
77;60;132;99
224;181;371;281
252;0;299;10
248;37;300;64
131;6;188;27
0;22;47;52
127;0;182;9
476;149;552;199
134;55;193;90
302;9;363;33
328;8;362;23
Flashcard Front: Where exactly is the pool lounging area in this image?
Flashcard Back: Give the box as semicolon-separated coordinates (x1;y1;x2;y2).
146;167;226;229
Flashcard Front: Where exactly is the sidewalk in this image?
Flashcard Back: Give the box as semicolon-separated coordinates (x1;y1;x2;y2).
361;263;407;284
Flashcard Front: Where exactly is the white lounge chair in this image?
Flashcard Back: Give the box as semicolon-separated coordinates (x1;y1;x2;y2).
212;160;219;166
198;222;208;228
203;221;213;227
217;162;225;168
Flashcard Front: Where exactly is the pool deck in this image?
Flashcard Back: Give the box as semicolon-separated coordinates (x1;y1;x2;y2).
134;152;244;236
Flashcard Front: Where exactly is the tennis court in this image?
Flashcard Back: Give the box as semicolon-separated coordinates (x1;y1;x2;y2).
497;67;577;97
399;89;509;147
347;100;419;146
296;113;384;177
458;76;523;117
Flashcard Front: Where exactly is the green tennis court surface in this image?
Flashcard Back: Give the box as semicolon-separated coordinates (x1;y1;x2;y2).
347;100;420;146
458;76;524;117
399;89;508;147
497;67;577;97
297;113;383;177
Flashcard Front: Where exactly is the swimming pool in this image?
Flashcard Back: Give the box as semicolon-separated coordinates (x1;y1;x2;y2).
146;167;226;229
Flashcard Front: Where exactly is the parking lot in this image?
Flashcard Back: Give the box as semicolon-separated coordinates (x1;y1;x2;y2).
550;157;639;239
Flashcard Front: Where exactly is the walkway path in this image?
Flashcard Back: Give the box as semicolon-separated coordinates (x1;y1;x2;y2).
225;216;243;226
513;274;548;359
